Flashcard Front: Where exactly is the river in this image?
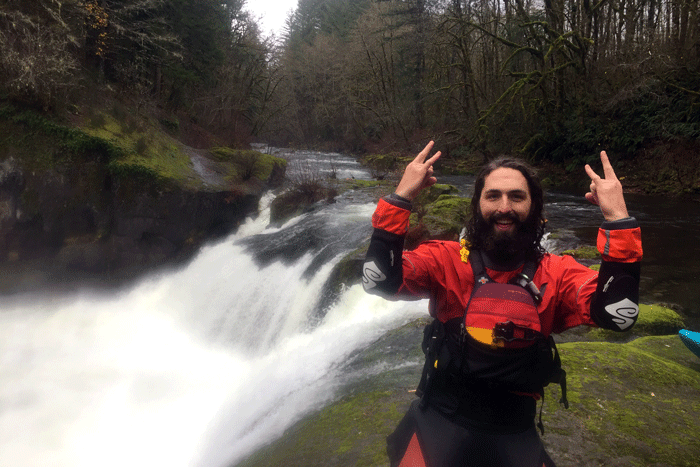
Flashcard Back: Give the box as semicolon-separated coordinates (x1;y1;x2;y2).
0;148;698;467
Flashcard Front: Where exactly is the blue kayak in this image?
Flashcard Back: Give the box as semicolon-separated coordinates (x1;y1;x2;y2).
679;329;700;358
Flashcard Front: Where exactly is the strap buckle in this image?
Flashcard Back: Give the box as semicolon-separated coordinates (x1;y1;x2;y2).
493;321;543;342
514;273;542;304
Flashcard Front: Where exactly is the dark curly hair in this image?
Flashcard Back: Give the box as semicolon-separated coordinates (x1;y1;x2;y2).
465;157;546;261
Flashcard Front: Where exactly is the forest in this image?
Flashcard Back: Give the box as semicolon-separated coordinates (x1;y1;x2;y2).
1;0;699;190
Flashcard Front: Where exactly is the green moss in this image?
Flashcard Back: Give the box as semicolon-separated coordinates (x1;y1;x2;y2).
240;334;700;467
107;160;162;183
547;229;565;239
0;105;125;170
210;147;286;183
239;390;408;467
414;183;459;205
561;245;599;259
255;153;287;182
410;194;470;239
360;152;402;175
540;336;700;466
81;112;199;186
345;179;383;188
588;304;685;341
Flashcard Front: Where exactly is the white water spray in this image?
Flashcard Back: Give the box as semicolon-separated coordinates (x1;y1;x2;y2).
0;193;426;467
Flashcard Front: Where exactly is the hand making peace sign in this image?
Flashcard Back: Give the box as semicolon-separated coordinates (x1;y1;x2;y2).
395;141;442;201
585;150;630;222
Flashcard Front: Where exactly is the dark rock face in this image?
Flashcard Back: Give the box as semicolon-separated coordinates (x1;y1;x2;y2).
0;157;266;293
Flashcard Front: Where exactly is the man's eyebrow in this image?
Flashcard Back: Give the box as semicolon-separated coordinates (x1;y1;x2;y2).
483;188;528;195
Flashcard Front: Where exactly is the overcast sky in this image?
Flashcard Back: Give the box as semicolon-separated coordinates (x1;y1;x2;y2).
246;0;298;37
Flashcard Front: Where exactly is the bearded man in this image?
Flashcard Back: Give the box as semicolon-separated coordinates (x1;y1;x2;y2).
363;141;642;467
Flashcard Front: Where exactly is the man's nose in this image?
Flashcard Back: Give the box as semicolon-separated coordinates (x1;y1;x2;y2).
495;196;512;212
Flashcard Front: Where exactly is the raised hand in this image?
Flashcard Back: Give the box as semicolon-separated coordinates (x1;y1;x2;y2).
584;150;629;221
395;141;442;201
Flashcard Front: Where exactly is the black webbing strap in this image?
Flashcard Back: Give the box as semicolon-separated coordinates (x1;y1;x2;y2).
468;250;487;284
549;336;569;409
537;337;569;436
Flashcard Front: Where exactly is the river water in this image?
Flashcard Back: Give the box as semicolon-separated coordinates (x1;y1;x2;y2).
0;149;698;467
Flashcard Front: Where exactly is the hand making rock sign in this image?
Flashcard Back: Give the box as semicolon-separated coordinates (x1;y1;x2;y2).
585;150;630;222
395;140;442;201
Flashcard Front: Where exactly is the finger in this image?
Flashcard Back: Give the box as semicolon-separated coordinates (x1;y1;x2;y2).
425;151;441;167
599;150;617;180
415;141;435;163
585;192;599;205
424;176;438;188
585;163;600;181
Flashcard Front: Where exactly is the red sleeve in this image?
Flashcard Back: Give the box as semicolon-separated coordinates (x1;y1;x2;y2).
545;224;643;333
372;198;410;235
597;226;642;262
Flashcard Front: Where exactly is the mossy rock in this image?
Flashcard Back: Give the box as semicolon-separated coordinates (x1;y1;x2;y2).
342;179;384;189
360;152;404;178
561;245;599;260
239;389;408;467
541;335;700;466
334;178;392;199
423;195;470;237
547;229;566;240
269;186;336;226
588;304;685;341
414;183;459;205
408;194;470;242
239;335;700;467
79;111;202;186
316;243;369;315
210;147;286;184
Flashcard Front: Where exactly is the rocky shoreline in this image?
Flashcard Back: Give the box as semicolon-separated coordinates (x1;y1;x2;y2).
239;306;699;467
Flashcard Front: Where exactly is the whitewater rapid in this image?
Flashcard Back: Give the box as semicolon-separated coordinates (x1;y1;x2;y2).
0;192;427;467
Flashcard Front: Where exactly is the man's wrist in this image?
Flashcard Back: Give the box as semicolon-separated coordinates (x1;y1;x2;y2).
391;192;412;203
600;217;638;230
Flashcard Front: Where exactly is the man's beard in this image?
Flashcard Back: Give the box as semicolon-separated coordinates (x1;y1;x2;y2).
476;212;538;264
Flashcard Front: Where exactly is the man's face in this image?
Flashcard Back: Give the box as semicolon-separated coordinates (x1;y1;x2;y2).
478;167;532;238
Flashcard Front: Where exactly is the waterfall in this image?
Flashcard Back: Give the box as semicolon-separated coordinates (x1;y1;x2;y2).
0;190;427;467
7;146;683;467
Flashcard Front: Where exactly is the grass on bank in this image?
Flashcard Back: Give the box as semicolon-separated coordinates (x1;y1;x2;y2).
0;104;284;190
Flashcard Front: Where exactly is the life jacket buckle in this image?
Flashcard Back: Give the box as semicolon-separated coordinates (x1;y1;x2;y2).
493;321;542;342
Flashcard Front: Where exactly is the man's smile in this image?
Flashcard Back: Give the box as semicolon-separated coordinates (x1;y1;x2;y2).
495;219;514;231
490;213;519;233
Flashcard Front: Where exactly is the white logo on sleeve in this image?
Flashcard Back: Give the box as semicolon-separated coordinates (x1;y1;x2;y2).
604;298;639;330
362;261;386;290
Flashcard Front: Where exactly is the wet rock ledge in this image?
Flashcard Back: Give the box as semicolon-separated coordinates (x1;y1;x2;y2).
0;107;286;293
239;305;699;467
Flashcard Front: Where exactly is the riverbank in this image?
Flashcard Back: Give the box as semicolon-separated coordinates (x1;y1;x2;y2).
359;139;700;198
238;306;699;467
0;104;287;295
